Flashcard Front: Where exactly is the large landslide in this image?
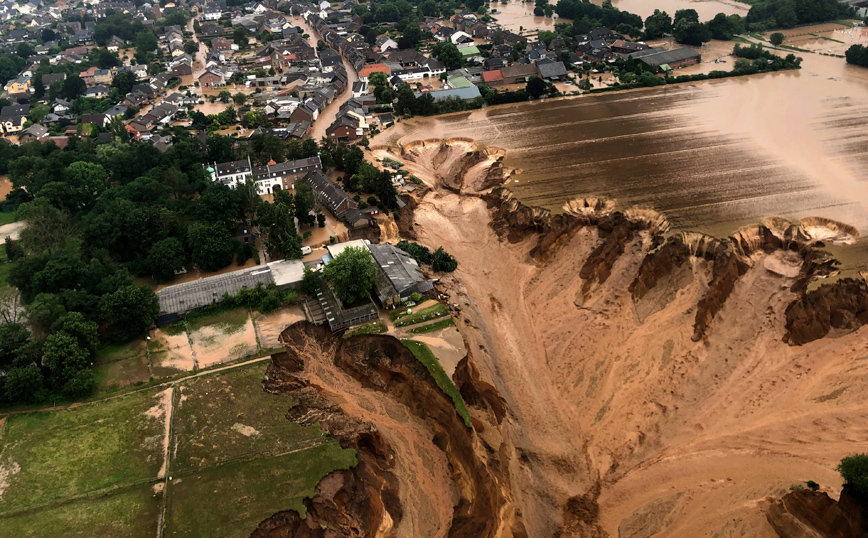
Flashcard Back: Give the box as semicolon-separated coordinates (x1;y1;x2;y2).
250;323;517;538
361;139;868;537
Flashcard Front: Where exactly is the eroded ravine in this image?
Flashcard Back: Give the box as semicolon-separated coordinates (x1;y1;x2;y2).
254;139;868;538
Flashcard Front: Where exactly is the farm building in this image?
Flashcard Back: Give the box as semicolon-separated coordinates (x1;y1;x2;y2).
628;47;701;73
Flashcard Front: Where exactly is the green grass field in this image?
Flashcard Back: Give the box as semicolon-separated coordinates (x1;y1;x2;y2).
0;485;160;538
401;340;472;428
343;320;387;338
186;307;249;334
165;443;356;537
390;303;449;327
0;390;166;513
407;318;455;334
172;363;330;471
0;211;16;226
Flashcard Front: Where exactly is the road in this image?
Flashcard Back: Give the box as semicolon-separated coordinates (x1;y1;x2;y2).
292;16;360;140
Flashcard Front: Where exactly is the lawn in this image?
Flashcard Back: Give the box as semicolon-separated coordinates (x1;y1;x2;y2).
94;341;147;366
165;443;356;537
0;389;167;512
401;340;472;428
0;211;16;226
171;363;329;472
407;318;455;334
390;303;449;327
93;355;151;392
186;307;249;334
343;319;387;338
0;485;160;538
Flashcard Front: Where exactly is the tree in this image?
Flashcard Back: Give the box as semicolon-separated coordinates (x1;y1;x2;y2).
135;30;158;54
845;44;868;67
17;200;77;255
526;76;547;99
317;213;326;227
673;8;699;24
184;40;199;54
217;90;232;102
51;312;100;355
838;454;868;500
233;27;249;48
368;71;388;88
317;39;328;51
672;18;711;46
294;182;317;227
0;289;23;324
43;331;91;393
145;237;187;281
432;247;458;272
232;92;247;105
112;70;138;95
60;75;87;100
301;266;320;295
402;24;422;47
322;246;376;304
0;322;29;368
431;42;463;70
707;13;744;40
4;364;44;403
99;285;159;342
644;9;672;39
187;222;236;271
769;32;785;47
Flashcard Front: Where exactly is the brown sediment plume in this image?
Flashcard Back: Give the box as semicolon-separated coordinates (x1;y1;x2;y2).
252;324;511;538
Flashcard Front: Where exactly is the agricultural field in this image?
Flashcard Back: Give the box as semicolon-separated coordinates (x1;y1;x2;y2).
0;389;168;514
0;363;356;537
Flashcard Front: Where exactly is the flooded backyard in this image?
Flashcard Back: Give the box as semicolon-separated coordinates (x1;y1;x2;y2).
374;37;868;275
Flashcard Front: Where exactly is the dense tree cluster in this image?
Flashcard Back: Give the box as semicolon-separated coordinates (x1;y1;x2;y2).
745;0;852;30
395;240;458;272
320;140;399;210
554;0;644;37
845;44;868;67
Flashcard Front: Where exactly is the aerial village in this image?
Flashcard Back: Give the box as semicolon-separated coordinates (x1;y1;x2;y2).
0;0;703;340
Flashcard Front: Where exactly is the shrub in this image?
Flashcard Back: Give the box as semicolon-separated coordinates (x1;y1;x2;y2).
838;454;868;499
806;480;820;491
258;293;281;313
410;292;423;303
432;247;458;272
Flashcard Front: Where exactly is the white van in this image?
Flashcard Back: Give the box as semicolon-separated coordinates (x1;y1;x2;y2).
301;246;312;255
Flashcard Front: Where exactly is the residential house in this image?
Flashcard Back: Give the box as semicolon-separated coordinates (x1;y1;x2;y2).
18;123;48;142
536;59;568;81
198;68;225;86
107;35;125;51
4;76;31;94
375;35;398;52
42;72;66;87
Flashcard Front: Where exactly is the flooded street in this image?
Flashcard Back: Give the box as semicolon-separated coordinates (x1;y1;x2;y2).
374;39;868;273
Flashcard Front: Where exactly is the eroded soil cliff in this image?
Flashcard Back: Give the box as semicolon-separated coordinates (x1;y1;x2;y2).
253;139;868;538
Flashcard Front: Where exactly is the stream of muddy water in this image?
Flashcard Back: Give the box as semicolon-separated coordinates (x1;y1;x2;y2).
374;44;868;276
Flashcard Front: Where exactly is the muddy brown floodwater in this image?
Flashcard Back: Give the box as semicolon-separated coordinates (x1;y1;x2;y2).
374;46;868;276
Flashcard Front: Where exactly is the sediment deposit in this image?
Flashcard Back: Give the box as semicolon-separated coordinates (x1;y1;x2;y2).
258;139;868;538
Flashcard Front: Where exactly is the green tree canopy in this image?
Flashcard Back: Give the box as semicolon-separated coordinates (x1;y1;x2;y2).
99;285;159;342
145;237;188;281
644;9;672;39
322;246;376;304
431;42;463;70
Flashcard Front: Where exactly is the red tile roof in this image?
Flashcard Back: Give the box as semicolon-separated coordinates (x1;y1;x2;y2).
358;63;391;78
482;70;503;82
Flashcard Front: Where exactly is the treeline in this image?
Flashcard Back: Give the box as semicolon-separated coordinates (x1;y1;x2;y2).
594;44;801;92
744;0;852;30
0;130;356;405
845;44;868;67
554;0;644;37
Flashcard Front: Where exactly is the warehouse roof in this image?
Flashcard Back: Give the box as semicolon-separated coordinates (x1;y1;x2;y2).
156;265;275;315
627;47;700;67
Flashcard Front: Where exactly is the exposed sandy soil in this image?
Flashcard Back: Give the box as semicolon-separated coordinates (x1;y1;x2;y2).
189;314;258;368
252;306;306;349
364;139;868;537
148;329;196;375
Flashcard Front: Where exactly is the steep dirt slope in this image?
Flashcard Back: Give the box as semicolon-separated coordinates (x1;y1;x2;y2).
367;140;868;537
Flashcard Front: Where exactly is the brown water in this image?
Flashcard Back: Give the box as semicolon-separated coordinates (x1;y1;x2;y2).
375;40;868;273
